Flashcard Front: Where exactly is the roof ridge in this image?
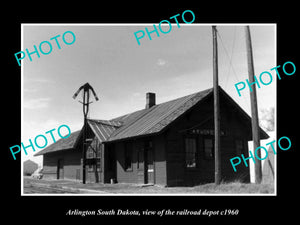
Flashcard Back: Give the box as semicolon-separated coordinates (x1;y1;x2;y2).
88;118;122;127
145;88;212;134
109;88;213;123
108;88;213;141
108;106;157;139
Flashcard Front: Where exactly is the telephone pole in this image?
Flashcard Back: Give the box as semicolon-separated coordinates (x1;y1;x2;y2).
212;26;221;185
245;26;262;184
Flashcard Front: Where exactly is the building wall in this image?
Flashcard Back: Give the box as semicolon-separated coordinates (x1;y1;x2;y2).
43;150;82;180
115;136;167;186
165;94;251;186
153;135;167;186
115;141;138;183
43;146;105;183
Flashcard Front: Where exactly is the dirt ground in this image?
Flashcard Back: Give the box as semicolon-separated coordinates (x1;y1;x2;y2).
23;177;275;195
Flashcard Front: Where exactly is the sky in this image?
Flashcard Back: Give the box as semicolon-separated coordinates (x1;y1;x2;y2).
21;24;276;167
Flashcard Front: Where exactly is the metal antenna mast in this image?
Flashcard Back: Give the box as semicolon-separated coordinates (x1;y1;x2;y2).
73;82;99;184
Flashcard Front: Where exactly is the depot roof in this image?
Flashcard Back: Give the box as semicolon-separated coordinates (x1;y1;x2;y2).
34;87;269;156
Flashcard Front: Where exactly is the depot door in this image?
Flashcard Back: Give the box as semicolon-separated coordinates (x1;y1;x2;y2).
144;141;154;184
137;148;145;184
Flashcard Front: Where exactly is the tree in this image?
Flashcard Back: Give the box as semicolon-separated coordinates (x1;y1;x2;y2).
259;107;274;131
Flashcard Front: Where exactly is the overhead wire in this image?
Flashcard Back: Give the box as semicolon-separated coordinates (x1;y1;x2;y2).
215;27;251;113
224;26;236;90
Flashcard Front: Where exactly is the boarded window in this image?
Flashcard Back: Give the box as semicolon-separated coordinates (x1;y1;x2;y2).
124;142;133;171
185;137;197;168
204;138;213;159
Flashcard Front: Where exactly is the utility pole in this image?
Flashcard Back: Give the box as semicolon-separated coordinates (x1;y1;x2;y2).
212;26;221;185
73;83;99;184
245;26;262;184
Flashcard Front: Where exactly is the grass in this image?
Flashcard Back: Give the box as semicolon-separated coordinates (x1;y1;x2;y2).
23;177;275;194
188;181;274;194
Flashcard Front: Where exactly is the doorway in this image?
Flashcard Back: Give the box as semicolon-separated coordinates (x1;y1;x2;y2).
57;159;64;180
138;140;154;184
104;144;116;183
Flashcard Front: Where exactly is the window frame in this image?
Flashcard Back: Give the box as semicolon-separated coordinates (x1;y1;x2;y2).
124;142;133;171
203;136;214;160
184;136;198;169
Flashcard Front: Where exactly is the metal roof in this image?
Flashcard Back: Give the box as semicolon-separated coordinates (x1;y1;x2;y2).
34;86;269;156
34;89;212;156
87;119;122;142
34;120;122;156
108;88;212;142
34;130;81;156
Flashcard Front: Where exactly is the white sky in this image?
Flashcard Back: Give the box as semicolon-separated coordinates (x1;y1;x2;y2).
21;24;276;168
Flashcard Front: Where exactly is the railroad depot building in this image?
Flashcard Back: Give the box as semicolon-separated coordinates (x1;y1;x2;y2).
34;87;268;186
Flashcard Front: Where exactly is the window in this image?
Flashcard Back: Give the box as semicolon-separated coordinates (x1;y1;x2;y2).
96;143;102;158
87;148;95;159
96;160;101;172
86;138;101;159
86;139;102;172
124;142;133;171
204;138;213;159
185;137;197;168
88;164;93;172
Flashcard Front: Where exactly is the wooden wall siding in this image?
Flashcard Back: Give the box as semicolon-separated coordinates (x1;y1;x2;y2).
43;147;106;183
153;135;167;186
115;141;139;184
43;150;82;180
165;95;251;186
115;136;167;185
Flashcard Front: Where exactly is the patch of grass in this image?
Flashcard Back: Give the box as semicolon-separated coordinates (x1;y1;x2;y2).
23;177;274;194
189;181;275;194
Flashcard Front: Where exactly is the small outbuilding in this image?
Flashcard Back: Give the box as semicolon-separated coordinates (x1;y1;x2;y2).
35;87;269;186
23;159;38;176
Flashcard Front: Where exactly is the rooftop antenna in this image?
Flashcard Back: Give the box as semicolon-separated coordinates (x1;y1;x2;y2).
73;82;99;184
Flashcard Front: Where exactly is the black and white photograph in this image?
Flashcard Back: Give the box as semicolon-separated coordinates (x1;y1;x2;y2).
4;5;298;224
21;24;276;195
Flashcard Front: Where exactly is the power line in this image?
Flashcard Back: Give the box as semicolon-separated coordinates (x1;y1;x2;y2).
216;28;251;113
216;29;240;87
224;26;236;89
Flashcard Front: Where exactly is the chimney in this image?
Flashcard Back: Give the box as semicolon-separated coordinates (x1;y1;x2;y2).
146;92;156;109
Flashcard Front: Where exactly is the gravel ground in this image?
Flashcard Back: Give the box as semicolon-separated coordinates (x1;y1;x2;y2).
23;177;275;195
